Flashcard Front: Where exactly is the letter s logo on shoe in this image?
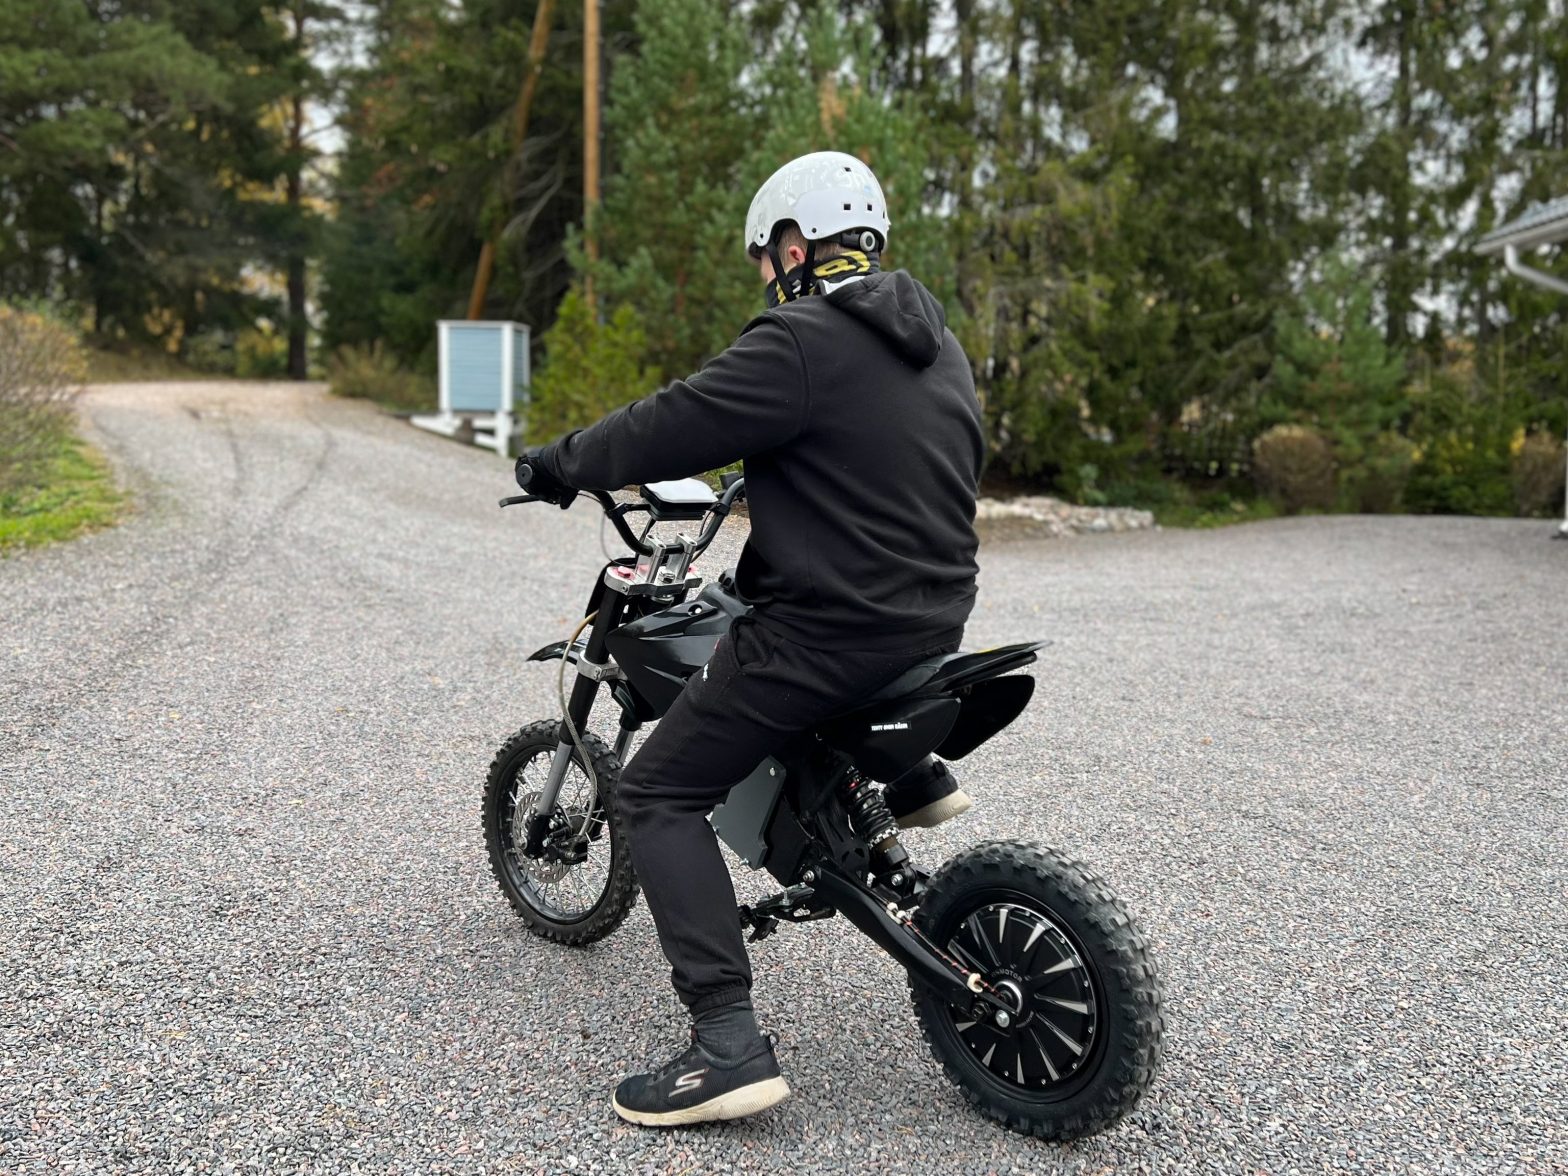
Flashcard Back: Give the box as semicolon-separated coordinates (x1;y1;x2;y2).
672;1068;708;1095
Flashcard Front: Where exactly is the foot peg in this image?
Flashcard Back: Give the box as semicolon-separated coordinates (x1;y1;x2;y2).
738;885;834;942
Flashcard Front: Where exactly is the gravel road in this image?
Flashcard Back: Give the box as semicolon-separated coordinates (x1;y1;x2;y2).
3;380;1564;1174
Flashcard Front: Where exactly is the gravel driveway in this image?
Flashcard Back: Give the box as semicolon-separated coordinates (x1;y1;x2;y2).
3;380;1564;1174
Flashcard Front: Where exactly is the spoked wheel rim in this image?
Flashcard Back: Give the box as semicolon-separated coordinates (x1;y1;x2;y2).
937;893;1105;1100
497;750;611;923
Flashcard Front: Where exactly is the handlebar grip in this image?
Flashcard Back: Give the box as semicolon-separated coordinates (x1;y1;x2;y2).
515;462;537;488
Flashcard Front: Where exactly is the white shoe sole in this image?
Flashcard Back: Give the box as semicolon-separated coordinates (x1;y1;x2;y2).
895;789;974;830
612;1075;791;1127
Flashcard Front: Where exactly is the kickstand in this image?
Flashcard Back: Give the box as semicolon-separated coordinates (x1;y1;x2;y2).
737;904;780;943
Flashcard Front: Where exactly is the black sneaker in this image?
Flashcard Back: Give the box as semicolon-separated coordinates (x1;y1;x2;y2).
885;757;972;829
612;1033;790;1127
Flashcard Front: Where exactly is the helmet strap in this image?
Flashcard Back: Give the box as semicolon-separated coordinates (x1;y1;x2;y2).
764;244;881;310
800;239;818;293
764;242;793;307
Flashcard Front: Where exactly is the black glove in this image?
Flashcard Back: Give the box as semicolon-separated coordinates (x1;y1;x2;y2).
514;450;578;509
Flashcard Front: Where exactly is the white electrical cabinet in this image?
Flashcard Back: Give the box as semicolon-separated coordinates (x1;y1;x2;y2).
411;320;530;457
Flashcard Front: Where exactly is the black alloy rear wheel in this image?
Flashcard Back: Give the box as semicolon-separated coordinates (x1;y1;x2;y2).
911;840;1162;1139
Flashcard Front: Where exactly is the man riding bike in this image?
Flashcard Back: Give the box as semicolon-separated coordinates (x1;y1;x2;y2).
518;151;984;1127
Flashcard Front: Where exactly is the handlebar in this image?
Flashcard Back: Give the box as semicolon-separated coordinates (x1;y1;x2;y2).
502;464;744;559
590;487;653;554
693;475;746;553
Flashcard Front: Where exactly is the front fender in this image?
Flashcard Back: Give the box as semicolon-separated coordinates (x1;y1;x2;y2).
527;639;587;664
527;639;654;727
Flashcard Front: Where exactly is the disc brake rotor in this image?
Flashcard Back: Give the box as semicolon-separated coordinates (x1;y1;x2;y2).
509;790;571;883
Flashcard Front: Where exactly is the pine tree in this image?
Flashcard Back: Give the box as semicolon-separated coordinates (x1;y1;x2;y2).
321;0;637;369
527;285;659;440
1269;254;1408;452
582;0;762;377
0;0;226;330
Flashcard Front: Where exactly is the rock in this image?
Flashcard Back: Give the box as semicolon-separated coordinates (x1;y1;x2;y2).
974;495;1155;538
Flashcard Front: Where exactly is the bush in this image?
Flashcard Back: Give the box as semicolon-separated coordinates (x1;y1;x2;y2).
1403;355;1521;516
1512;431;1566;516
182;329;236;374
236;327;289;379
327;342;433;412
0;305;87;494
1406;430;1515;515
528;287;659;443
1342;430;1417;513
1252;424;1335;513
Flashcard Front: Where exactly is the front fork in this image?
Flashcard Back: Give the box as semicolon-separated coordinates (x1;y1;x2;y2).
523;595;628;856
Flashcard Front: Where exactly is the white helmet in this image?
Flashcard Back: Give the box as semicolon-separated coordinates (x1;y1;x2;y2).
745;151;890;260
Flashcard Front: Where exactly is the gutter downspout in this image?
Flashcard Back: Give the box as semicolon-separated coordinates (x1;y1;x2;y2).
1504;244;1568;296
1502;245;1568;537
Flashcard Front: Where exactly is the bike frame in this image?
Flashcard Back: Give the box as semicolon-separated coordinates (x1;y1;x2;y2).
505;478;1019;1021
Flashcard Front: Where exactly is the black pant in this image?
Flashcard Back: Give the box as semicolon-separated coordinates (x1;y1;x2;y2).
617;617;961;1014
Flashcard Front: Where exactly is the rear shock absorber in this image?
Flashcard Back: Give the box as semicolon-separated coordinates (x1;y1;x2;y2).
840;770;910;883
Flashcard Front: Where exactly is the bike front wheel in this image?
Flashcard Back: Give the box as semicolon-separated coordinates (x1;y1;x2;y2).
482;719;639;945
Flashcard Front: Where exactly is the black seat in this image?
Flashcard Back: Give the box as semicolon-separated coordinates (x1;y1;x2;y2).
863;641;1047;704
817;641;1048;775
864;655;956;703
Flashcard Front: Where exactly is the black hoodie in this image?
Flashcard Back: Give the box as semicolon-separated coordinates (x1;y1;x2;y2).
534;270;983;651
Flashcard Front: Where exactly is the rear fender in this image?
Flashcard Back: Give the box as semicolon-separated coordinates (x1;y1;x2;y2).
935;674;1036;761
923;640;1048;693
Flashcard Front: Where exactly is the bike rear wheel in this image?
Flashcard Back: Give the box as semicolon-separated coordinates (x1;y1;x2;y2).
911;840;1162;1139
482;719;639;945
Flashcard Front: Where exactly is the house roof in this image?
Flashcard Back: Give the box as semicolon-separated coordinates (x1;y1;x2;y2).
1477;195;1568;255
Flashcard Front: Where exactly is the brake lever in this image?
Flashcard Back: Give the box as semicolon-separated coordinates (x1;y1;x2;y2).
498;494;541;507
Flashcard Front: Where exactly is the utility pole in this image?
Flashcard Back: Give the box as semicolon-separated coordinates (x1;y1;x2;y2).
583;0;601;315
466;0;556;320
285;3;308;379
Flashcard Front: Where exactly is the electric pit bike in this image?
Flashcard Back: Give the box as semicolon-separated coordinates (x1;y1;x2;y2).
483;471;1162;1139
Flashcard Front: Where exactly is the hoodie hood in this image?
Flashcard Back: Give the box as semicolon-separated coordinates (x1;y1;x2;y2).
825;270;947;368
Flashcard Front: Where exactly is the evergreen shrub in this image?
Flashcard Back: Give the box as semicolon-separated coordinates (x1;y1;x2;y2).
236;327;289;378
1252;424;1335;513
527;287;659;443
1403;365;1517;516
183;330;236;374
1342;431;1417;513
1405;432;1514;515
1511;432;1566;516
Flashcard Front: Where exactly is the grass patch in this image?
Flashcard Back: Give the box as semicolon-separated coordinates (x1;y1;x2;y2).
351;376;436;414
326;343;435;413
85;343;203;383
0;433;125;551
1153;495;1281;529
